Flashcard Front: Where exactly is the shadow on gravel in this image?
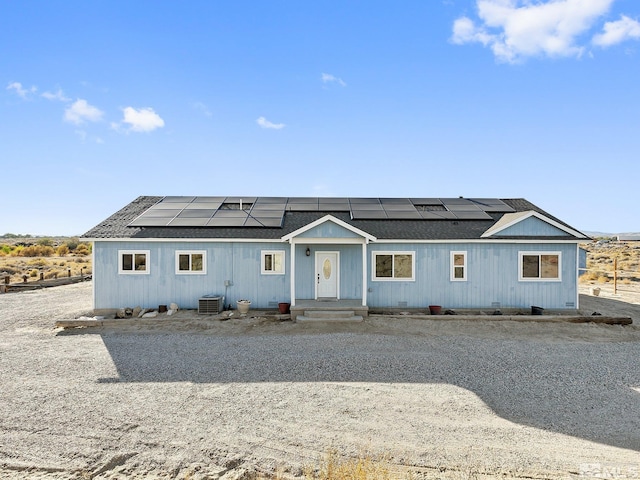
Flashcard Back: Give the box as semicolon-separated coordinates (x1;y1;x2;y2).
92;326;640;453
579;294;640;324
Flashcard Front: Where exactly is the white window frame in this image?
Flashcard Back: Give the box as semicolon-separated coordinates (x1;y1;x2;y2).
118;250;150;275
261;250;285;275
518;251;562;282
372;251;415;281
175;250;207;275
450;251;467;281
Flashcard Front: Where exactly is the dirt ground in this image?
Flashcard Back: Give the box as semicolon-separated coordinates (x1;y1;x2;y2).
1;282;640;479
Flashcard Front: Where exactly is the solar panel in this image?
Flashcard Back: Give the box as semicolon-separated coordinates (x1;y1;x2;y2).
410;198;443;206
162;196;196;203
126;196;506;228
468;198;515;212
184;202;221;210
287;203;320;211
212;210;249;218
168;217;211;226
420;211;457;219
385;210;422;219
351;210;387;219
175;209;216;218
318;200;349;211
445;204;482;211
206;217;246;227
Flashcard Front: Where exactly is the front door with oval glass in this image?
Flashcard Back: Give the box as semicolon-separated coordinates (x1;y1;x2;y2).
315;251;339;299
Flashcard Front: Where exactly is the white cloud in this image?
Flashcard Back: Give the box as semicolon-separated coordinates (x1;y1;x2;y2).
257;116;285;130
451;0;616;63
593;15;640;47
193;101;212;117
321;73;346;87
64;99;104;125
120;107;165;132
41;88;70;102
7;82;37;99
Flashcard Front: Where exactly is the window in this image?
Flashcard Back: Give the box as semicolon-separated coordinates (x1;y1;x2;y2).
119;250;150;274
261;250;285;274
450;251;467;281
373;251;415;281
175;251;206;274
519;252;561;281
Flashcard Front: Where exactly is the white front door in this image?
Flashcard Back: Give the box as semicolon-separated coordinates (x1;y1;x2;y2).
315;251;339;299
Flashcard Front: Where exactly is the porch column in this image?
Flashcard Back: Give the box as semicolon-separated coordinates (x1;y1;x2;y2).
290;241;296;306
362;240;367;306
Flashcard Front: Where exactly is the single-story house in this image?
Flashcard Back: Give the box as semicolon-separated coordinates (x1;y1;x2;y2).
82;196;589;317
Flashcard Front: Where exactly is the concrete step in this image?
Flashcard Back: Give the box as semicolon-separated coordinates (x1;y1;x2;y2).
304;310;356;319
297;310;364;322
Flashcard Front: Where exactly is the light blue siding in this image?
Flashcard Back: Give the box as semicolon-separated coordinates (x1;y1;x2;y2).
94;241;289;309
297;222;361;239
498;217;569;236
366;243;578;309
95;240;578;311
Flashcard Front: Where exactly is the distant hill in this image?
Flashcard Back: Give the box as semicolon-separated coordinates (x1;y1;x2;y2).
583;231;640;239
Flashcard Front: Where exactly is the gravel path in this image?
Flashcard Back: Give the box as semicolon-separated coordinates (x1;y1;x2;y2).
1;283;640;479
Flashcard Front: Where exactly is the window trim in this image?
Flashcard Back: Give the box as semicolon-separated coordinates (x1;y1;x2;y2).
118;250;150;275
372;251;415;281
261;250;285;275
175;250;207;275
450;251;467;282
518;251;562;282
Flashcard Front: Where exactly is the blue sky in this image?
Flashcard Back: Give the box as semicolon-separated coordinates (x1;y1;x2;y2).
2;0;639;235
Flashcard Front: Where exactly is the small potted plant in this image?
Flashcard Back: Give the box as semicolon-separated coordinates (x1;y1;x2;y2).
236;299;251;314
278;302;290;314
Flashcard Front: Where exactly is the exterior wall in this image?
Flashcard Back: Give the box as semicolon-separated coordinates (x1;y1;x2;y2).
94;239;579;311
93;241;289;310
296;222;361;239
497;217;568;236
366;242;578;310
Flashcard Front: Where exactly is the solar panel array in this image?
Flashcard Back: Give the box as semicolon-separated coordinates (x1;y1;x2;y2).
128;196;515;227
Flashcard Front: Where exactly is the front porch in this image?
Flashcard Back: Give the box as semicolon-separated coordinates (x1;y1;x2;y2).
290;299;368;322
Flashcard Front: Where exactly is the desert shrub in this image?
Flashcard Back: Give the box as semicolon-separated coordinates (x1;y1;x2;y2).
1;245;11;255
37;238;53;247
74;257;87;263
44;269;65;279
75;243;90;256
21;245;54;257
56;245;69;256
27;258;47;267
64;237;80;251
306;449;391;480
9;246;23;256
29;269;38;278
0;266;19;275
597;275;610;283
580;272;598;282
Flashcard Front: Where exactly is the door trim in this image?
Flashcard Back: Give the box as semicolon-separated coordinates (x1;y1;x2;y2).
314;251;340;300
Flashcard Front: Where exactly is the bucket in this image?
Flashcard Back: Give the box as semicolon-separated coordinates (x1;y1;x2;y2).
429;305;442;315
531;306;544;315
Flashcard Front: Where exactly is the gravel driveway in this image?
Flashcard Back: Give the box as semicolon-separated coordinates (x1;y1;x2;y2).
1;282;640;479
